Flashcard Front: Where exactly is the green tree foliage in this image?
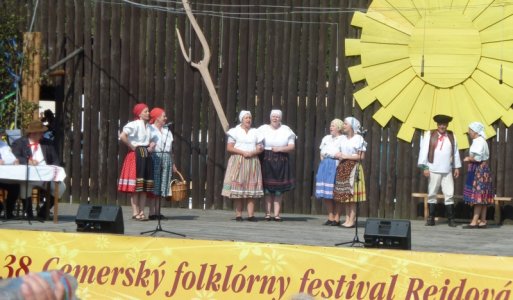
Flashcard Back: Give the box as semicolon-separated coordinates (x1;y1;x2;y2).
0;0;39;132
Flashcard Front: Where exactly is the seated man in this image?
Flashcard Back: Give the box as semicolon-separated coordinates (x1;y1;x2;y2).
11;121;65;219
0;128;20;219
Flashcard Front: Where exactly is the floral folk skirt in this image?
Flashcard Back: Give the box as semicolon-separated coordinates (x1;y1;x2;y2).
333;160;367;203
463;161;494;205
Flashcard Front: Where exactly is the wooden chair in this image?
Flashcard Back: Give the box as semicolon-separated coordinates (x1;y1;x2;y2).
0;188;6;207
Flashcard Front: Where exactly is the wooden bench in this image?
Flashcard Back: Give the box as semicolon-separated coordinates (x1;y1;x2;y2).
494;197;513;224
412;193;512;224
411;193;462;221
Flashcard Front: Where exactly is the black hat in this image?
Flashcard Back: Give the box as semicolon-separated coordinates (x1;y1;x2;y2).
433;114;452;124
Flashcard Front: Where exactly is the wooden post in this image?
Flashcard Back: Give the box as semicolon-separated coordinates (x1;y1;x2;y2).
22;32;42;120
176;0;229;133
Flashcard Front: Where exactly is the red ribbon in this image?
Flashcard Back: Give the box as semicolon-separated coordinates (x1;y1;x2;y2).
437;133;445;150
30;142;39;153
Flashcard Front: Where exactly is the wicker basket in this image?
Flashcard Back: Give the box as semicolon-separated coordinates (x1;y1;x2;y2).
169;170;188;202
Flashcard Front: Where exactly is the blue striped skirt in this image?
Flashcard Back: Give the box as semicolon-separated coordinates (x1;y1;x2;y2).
315;158;337;200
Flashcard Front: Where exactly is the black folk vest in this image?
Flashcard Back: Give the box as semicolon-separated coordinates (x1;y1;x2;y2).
427;130;455;164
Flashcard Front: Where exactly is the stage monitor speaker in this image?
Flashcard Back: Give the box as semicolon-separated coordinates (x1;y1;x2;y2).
75;205;124;234
363;219;411;250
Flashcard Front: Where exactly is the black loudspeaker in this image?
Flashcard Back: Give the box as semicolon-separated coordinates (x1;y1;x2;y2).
364;219;411;250
75;205;124;234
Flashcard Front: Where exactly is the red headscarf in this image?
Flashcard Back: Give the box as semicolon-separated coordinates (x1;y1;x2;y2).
132;103;148;120
150;107;165;124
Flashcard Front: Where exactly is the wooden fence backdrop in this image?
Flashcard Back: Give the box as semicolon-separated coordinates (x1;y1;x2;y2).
10;0;513;220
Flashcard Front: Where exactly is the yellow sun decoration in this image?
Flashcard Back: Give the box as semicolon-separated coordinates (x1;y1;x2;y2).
346;0;513;148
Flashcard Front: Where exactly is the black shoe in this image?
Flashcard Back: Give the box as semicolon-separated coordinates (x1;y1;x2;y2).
235;216;243;222
274;216;283;222
247;216;258;222
462;224;478;229
331;221;341;227
425;217;435;226
448;219;457;227
149;215;157;220
323;220;333;226
265;214;272;221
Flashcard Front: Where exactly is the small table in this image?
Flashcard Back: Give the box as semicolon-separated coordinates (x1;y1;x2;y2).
0;165;66;223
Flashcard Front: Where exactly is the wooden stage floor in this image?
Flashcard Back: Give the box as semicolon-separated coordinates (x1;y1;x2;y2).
1;203;511;257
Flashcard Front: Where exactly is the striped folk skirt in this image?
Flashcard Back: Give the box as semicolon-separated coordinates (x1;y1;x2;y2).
261;150;294;194
463;161;494;205
315;158;337;200
333;160;367;203
118;147;154;193
151;152;173;197
222;154;264;199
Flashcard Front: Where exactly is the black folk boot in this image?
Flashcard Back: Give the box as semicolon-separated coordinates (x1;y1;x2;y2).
446;204;457;227
425;203;436;226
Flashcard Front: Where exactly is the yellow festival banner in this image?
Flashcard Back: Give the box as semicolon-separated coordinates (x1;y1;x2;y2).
0;229;512;299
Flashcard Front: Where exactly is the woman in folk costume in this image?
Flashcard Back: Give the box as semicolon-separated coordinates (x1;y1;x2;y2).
258;109;296;222
222;110;264;221
315;119;344;226
463;122;494;229
148;107;177;220
118;103;155;221
333;117;367;228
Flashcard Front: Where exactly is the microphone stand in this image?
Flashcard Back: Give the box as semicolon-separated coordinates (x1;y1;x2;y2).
22;144;43;224
141;124;185;237
335;129;366;247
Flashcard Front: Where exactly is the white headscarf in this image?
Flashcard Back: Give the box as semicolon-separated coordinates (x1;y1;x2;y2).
270;109;282;119
238;110;251;123
344;116;361;134
469;122;486;138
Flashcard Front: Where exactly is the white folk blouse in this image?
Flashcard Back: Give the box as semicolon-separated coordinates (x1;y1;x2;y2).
319;134;343;159
340;134;367;156
226;125;263;152
258;124;296;150
150;125;173;153
122;119;151;147
469;136;489;162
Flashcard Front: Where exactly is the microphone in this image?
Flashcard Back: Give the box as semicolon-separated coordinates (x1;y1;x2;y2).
420;54;425;77
163;122;174;128
499;64;503;85
25;144;32;160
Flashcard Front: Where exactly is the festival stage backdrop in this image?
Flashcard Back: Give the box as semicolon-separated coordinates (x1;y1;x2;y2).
0;229;511;299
